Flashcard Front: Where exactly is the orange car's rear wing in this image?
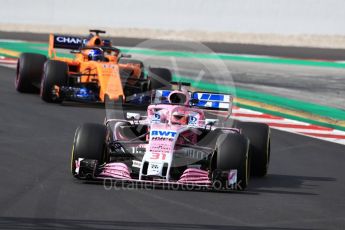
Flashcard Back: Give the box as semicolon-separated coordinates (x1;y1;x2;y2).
48;34;84;58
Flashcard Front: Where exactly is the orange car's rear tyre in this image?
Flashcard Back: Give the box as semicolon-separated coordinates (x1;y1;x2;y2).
40;60;68;103
15;53;47;93
148;67;172;90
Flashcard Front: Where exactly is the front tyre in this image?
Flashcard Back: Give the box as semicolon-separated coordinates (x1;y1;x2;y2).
212;133;250;190
71;123;107;178
40;60;68;103
148;67;172;90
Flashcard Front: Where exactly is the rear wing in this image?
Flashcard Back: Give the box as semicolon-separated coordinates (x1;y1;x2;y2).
48;34;112;58
152;90;233;112
48;34;84;57
191;92;233;111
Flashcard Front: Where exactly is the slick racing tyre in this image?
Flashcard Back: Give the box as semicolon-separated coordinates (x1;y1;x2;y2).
40;60;68;103
15;53;47;93
71;123;107;177
234;121;270;177
212;133;250;190
148;67;172;90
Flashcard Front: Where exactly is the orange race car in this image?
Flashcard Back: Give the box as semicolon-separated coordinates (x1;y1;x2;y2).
15;30;172;105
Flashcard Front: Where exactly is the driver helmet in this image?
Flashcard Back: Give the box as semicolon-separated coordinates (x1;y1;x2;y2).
171;111;188;125
88;49;103;61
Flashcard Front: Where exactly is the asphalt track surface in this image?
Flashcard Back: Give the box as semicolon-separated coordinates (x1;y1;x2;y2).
1;65;345;229
2;31;345;60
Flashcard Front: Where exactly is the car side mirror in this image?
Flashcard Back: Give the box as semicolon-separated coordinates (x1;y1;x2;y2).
126;112;141;120
205;119;218;126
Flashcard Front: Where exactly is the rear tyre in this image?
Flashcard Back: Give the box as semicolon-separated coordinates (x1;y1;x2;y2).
71;123;107;177
148;67;172;90
40;60;68;103
15;53;47;93
234;122;270;177
212;133;249;190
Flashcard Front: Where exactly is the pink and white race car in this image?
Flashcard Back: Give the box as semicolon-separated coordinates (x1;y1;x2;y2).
70;87;270;190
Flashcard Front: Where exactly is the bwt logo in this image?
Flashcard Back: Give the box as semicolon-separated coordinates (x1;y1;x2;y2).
56;36;82;44
151;130;177;137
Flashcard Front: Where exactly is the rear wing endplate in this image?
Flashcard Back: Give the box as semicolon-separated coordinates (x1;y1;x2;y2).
191;92;233;112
